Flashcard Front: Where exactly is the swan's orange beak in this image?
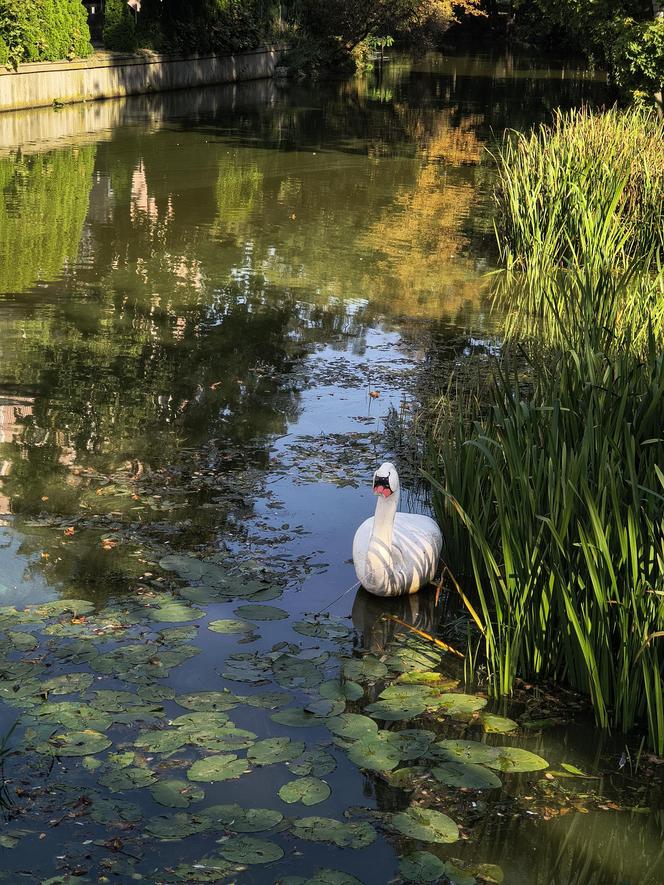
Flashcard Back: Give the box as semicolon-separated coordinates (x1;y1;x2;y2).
373;476;393;497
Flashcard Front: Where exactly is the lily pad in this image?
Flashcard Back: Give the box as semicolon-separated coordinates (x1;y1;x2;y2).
147;601;203;623
41;672;94;696
248;737;306;766
201;804;283;832
343;656;388;682
387;730;435;760
36;730;112;757
289;748;337;778
278;776;331;806
292;817;376;849
427;693;487;717
432;762;502;790
209;619;256;634
485;747;548;773
234;604;288;621
479;713;518;734
347;733;401;772
99;766;157;792
293;619;350;641
391;807;459;844
326;713;378;741
281;872;363;885
145;812;209;840
271;708;324;728
187;754;249;782
217;835;284;864
150;779;205;808
319;679;363;702
365;698;427;721
399;851;448;883
431;740;498;765
89;796;142;823
175;692;239;712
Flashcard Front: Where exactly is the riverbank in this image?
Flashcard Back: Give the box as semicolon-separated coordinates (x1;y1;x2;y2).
0;46;287;113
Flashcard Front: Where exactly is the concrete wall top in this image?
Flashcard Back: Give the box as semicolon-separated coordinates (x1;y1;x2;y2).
0;46;287;77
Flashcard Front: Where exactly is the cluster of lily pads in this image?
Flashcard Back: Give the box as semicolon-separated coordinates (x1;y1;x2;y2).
0;551;553;884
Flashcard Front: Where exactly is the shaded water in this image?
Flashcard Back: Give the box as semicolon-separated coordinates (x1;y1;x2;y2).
0;53;662;884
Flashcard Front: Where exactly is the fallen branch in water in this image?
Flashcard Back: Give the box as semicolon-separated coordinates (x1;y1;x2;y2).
381;614;464;659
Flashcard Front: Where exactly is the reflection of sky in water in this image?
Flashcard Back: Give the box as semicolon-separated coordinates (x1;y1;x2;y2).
0;53;660;885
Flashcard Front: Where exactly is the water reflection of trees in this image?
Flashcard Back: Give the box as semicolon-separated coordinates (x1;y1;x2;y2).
0;52;612;592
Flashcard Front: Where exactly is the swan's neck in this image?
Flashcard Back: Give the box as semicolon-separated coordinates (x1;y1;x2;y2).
364;491;399;589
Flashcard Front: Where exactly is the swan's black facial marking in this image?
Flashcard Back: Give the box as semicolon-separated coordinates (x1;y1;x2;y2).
373;473;393;497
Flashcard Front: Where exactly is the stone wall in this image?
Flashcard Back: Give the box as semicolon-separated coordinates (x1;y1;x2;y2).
0;47;285;113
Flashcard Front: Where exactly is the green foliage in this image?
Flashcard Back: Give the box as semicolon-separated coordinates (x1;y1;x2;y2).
493;107;664;352
610;16;664;99
0;0;92;67
103;0;137;52
426;142;664;748
510;0;663;100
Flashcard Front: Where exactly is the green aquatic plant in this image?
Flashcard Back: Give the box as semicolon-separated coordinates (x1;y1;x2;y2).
493;107;664;353
426;310;664;750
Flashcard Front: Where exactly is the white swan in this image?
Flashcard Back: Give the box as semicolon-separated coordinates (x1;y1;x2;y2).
352;462;443;597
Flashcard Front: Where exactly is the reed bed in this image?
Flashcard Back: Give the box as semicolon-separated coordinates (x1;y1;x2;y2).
492;106;664;350
425;106;664;751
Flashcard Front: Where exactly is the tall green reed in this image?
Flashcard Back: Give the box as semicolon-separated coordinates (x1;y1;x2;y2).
425;106;664;748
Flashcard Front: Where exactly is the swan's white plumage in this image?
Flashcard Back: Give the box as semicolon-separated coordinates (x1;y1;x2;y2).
352;462;442;597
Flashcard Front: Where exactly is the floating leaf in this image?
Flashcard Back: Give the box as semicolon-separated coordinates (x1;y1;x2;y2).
385;766;427;789
326;714;378;741
88;796;142;823
343;656;387;682
239;691;292;709
168;858;234;883
427;693;487;717
431;740;498;765
480;713;518;734
293;619;350;640
347;733;401;772
387;730;434;760
248;737;306;766
432;762;502;790
150;779;205;808
282;872;364;885
278;776;331;806
208;619;256;634
391;807;459;844
175;692;239;712
145;812;209;839
397;672;459;688
99;766;157;792
217;835;284;864
271;708;323;728
486;747;548;773
147;601;203;623
399;851;447;883
36;730;112;757
187;754;248;782
201;804;283;833
319;679;363;702
292;817;376;849
34;702;112;732
40;672;94;696
365;698;427;721
234;604;288;621
289;749;337;778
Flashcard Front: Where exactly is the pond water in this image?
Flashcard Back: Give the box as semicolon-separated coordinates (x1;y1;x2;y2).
0;52;662;884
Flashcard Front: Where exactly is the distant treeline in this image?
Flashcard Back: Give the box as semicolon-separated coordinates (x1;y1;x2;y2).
0;0;661;100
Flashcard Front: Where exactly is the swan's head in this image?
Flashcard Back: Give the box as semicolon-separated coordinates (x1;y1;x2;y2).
373;462;399;498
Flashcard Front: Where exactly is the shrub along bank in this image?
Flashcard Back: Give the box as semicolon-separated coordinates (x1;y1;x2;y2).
0;0;92;67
